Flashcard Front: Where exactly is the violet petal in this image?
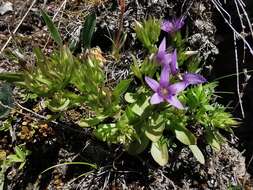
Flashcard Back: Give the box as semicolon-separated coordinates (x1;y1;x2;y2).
166;96;184;109
159;65;170;86
170;49;178;75
183;73;206;85
159;38;166;52
145;76;160;92
150;93;164;104
161;20;173;33
168;82;187;95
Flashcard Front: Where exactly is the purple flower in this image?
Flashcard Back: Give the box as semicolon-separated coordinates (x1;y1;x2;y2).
183;73;207;85
170;49;178;75
156;38;171;66
161;17;184;33
169;49;207;85
145;66;186;109
155;42;178;75
145;50;207;109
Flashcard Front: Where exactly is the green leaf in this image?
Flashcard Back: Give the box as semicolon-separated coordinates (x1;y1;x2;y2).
206;131;221;152
131;55;142;80
145;120;165;142
41;10;63;46
124;93;136;103
127;131;149;155
0;83;13;118
0;119;11;132
170;124;196;145
151;141;169;166
134;18;160;53
15;146;26;161
6;155;23;163
46;98;70;112
95;123;116;142
0;72;24;82
130;97;149;116
112;79;131;99
78;115;106;127
81;12;96;49
189;145;205;164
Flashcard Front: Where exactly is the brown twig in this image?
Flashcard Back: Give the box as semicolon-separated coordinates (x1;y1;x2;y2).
114;0;125;54
0;0;37;54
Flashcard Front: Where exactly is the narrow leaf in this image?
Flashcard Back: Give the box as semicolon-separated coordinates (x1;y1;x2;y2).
81;12;96;49
170;124;196;145
41;162;97;174
0;83;13;118
151;141;169;166
78;115;106;127
0;72;24;82
206;131;220;152
189;145;205;164
112;79;131;99
41;10;63;46
145;123;164;142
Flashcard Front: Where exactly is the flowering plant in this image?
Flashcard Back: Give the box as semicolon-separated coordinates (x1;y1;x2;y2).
0;15;237;166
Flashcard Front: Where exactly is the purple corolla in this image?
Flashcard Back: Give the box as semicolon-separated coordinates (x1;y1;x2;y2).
169;49;206;85
155;39;178;75
183;73;206;85
145;50;206;109
145;65;186;109
161;17;185;34
156;38;171;66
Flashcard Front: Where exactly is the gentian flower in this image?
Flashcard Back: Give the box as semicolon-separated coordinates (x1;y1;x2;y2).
169;49;207;85
161;17;184;34
145;65;186;109
156;38;171;66
183;73;207;85
170;49;178;75
145;49;207;109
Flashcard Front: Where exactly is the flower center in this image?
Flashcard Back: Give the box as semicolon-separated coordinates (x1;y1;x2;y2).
160;87;169;97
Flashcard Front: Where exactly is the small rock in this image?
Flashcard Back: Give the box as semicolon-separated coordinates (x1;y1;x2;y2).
0;2;13;15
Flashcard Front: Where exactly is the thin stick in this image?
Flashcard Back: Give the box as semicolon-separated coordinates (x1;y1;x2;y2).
0;0;37;54
233;32;245;118
236;0;253;39
0;101;83;133
234;0;246;118
211;0;253;55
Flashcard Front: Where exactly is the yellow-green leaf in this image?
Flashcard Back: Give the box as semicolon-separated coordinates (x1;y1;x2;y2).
151;141;169;166
189;145;205;164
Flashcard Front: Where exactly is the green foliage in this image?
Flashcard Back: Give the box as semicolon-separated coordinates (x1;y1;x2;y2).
41;10;63;46
0;145;30;189
6;146;31;170
25;47;74;96
0;118;12;132
151;139;169;166
81;12;96;50
0;17;238;168
95;113;136;145
135;18;161;53
112;32;127;59
166;110;196;145
0;83;13;118
182;83;237;151
0;73;24;83
189;145;205;164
